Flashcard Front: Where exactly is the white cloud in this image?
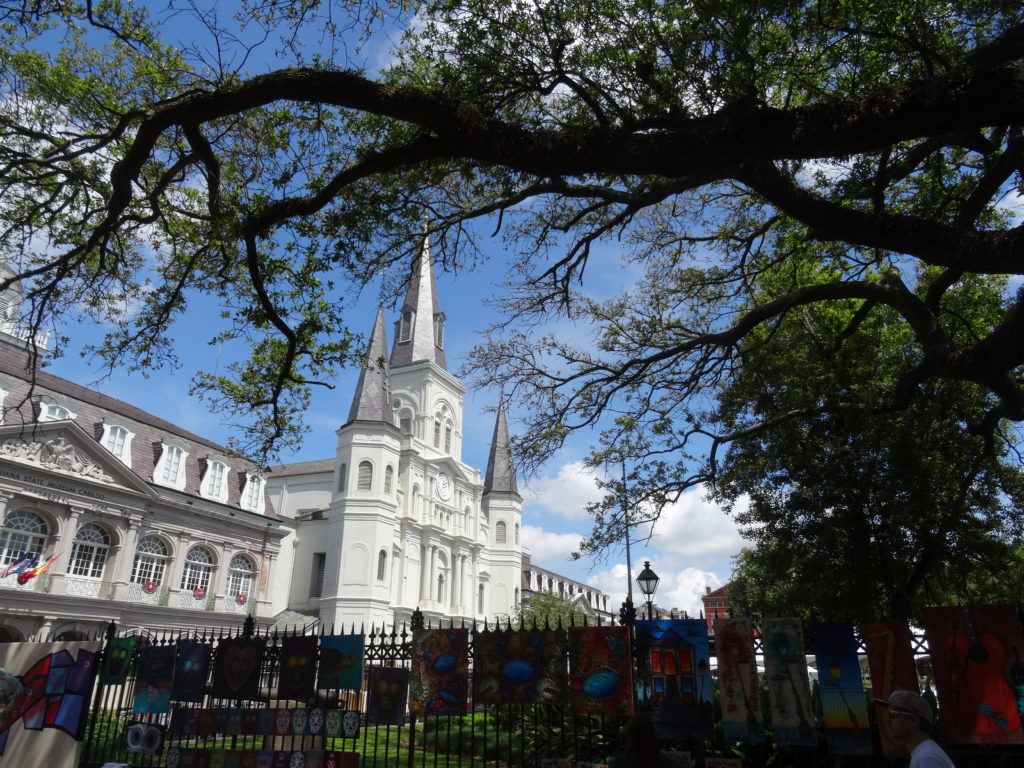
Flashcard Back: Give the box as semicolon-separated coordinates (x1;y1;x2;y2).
522;461;604;521
637;485;745;558
521;523;585;564
585;562;724;619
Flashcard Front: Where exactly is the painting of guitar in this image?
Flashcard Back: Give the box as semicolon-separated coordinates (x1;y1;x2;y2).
922;605;1024;744
862;621;918;756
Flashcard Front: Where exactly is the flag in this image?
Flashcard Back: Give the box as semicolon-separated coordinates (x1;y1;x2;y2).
17;553;60;584
0;552;38;579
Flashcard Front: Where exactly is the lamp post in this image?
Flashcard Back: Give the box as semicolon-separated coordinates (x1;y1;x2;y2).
636;560;660;620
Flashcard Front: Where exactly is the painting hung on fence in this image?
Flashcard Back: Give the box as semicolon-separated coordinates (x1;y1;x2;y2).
635;619;713;740
812;623;872;755
366;667;409;725
922;604;1024;744
212;638;267;701
409;628;468;715
714;618;765;743
0;640;100;768
568;625;633;716
473;628;568;705
762;618;816;746
278;635;318;700
133;645;176;715
862;621;919;756
99;636;135;685
318;635;364;691
171;642;212;703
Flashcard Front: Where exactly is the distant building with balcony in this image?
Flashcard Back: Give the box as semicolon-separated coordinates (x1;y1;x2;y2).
701;583;733;633
520;552;614;622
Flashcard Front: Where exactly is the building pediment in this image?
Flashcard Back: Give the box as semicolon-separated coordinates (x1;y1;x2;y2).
0;420;156;497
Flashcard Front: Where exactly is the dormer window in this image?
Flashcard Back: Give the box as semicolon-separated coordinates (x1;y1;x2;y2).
241;473;265;513
154;442;188;490
399;309;414;342
100;423;134;467
201;457;230;503
39;398;75;422
434;313;445;348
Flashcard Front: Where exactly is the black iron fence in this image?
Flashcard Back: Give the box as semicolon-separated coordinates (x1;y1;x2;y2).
74;612;1024;768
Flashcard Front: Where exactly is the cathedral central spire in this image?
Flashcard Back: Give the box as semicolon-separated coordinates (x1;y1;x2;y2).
389;237;447;371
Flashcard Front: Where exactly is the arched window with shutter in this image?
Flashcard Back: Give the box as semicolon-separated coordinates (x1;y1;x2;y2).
338;463;347;492
495;520;507;544
357;460;373;491
384;465;394;495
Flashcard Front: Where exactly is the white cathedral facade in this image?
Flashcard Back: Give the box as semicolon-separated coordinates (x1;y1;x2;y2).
0;254;605;641
267;251;525;629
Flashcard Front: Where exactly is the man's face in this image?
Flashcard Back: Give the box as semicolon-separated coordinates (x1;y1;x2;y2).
886;710;918;744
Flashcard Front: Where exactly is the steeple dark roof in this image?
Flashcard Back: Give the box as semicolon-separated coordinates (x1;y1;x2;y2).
347;306;394;425
484;401;518;495
389;238;447;371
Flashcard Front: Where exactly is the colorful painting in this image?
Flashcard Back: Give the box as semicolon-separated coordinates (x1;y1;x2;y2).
635;619;712;739
365;667;409;725
922;604;1024;744
99;637;135;685
714;618;765;743
0;641;100;767
409;628;468;715
862;621;919;756
318;635;364;691
567;625;633;716
172;642;213;703
133;645;176;715
812;623;872;754
277;636;318;700
473;628;567;705
762;618;816;746
212;638;266;701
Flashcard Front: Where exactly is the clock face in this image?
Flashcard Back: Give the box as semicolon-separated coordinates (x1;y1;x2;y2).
436;472;452;500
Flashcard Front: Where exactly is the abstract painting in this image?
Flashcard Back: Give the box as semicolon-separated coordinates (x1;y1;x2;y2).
133;645;176;715
99;637;135;685
473;628;567;705
567;626;633;716
714;618;764;743
922;604;1024;744
172;642;212;703
277;636;318;701
862;621;919;756
409;628;468;715
365;667;409;725
318;635;364;691
635;619;712;739
0;641;100;767
212;638;266;701
762;618;816;746
812;623;872;754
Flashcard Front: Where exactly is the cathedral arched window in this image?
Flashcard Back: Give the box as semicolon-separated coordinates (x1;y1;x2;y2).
444;425;452;453
357;461;373;491
515;523;520;545
338;463;347;492
377;550;387;582
384;465;394;495
434;313;445;348
399;310;413;342
495;521;507;544
433;420;441;447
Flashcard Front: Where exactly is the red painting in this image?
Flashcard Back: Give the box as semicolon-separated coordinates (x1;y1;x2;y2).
862;621;918;756
922;605;1024;744
567;626;633;716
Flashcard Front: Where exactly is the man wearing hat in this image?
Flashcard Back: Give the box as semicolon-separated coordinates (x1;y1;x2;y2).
875;690;955;767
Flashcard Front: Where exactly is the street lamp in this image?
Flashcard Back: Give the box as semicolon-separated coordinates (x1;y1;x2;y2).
635;560;660;619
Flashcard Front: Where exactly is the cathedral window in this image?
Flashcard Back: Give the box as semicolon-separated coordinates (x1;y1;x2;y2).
495;521;507;544
155;442;188;490
377;550;387;582
0;511;48;570
384;465;394;495
399;310;413;342
357;461;373;491
131;536;168;586
180;546;214;593
101;423;133;466
515;523;520;544
69;523;110;579
444;426;451;453
437;573;445;602
433;420;441;447
434;313;445;348
227;554;255;600
338;463;347;492
478;584;484;613
310;553;326;598
241;474;265;512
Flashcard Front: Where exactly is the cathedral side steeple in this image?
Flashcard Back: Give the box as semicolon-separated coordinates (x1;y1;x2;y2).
483;401;518;496
346;306;395;424
389;238;447;371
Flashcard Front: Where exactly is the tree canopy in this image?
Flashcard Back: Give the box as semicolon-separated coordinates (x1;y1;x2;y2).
1;2;1022;511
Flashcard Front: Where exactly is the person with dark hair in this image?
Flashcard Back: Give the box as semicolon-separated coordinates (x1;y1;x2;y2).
874;690;955;768
608;714;682;768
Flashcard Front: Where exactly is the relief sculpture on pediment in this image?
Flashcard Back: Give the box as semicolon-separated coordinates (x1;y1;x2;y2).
0;435;115;484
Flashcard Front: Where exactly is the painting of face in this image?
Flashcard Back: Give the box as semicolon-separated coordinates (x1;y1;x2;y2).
291;707;308;735
342;710;360;738
308;707;324;735
325;709;342;737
